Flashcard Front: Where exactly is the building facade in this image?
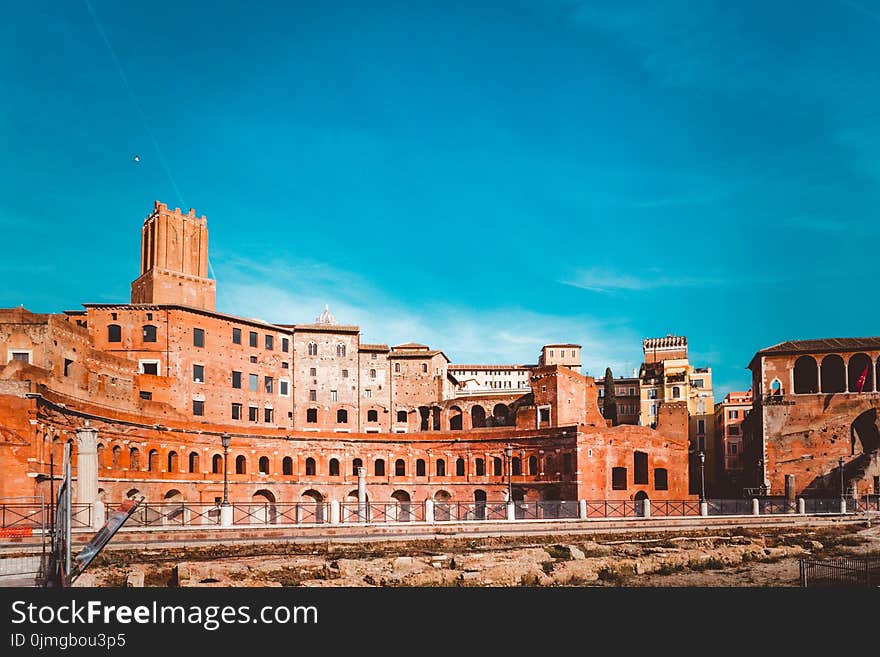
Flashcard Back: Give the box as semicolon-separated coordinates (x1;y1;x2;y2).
0;201;694;509
712;391;752;496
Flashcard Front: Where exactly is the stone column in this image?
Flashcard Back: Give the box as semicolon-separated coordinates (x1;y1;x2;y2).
357;466;367;522
752;498;760;515
425;499;434;524
75;423;99;527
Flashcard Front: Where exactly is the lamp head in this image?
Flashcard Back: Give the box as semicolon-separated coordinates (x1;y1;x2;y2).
221;433;231;449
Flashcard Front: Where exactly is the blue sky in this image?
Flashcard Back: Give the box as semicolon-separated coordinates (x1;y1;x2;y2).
2;1;879;398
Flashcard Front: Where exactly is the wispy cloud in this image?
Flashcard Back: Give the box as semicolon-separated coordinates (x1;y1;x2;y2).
560;267;720;293
213;255;641;376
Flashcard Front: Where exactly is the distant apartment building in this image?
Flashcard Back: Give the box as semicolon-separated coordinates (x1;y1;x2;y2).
537;344;582;374
448;364;535;396
639;335;715;494
713;390;753;495
597;373;641;425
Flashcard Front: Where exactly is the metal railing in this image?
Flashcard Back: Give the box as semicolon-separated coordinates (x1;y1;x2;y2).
706;499;753;515
800;557;880;587
648;500;702;517
759;499;798;514
433;502;503;522
341;502;424;523
515;501;579;520
585;500;639;518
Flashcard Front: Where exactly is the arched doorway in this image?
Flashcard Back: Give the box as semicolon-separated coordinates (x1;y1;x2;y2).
251;489;277;524
390;490;412;522
471;405;486;428
492;404;510;426
449;406;463;430
433;489;452;521
634;490;649;517
163;489;185;525
301;489;324;523
346;489;369;522
852;409;880;455
473;489;487;520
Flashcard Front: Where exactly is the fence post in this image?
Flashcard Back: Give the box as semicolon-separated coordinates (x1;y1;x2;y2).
579;499;587;520
425;499;434;524
295;503;303;525
642;499;651;519
220;504;233;527
329;500;340;525
752;498;760;516
507;501;516;521
699;500;708;517
797;497;805;515
92;500;105;530
839;498;847;514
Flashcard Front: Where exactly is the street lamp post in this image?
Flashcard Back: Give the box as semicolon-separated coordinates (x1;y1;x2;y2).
504;444;513;505
839;456;845;501
221;433;231;507
698;451;706;502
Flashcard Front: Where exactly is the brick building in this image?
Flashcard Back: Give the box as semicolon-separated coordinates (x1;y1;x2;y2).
0;201;693;509
597;374;641;426
742;338;880;499
712;391;752;496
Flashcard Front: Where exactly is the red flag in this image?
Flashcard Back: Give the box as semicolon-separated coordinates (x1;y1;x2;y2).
857;365;869;393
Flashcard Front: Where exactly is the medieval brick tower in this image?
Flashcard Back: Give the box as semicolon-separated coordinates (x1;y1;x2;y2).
130;201;216;310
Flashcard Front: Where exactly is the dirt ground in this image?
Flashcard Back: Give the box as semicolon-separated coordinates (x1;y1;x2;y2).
72;520;880;588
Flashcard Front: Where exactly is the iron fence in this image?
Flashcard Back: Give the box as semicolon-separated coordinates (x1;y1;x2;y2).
0;503;44;529
585;500;639;518
803;498;842;514
849;495;880;513
706;499;752;515
516;501;579;520
759;499;798;514
648;500;701;517
799;557;880;587
340;502;424;523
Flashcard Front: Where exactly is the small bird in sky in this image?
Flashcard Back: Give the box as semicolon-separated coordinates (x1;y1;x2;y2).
133;154;140;163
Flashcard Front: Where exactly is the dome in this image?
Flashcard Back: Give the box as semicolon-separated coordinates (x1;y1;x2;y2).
315;304;337;325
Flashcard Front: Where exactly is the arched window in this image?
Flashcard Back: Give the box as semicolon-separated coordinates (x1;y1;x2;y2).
396;410;407;423
471;405;486;428
235;455;246;474
258;456;269;474
493;457;502;476
370;368;376;378
374;459;385;476
528;455;538;475
821;355;846;393
112;445;121;469
308;342;318;356
97;443;105;468
416;459;426;476
367;410;378;422
337;409;348;423
395;459;406;476
793;355;818;394
848;353;874;392
282;456;293;475
188;451;199;473
672;386;681;399
455;458;465;476
474;458;485;476
142;324;157;342
336;343;346;357
107;324;122;343
436;459;446;477
394;363;400;373
352;458;363;475
512;456;522;476
167;451;178;473
212;454;222;474
147;449;159;472
305;457;316;476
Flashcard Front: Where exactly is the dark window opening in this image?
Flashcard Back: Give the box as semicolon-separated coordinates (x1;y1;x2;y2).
562;453;573;475
329;458;340;476
63;359;73;376
192;400;204;416
141;362;158;375
193;364;204;382
265;335;274;350
248;406;258;422
455;458;465;476
264;407;273;423
259;456;269;474
512;456;522;476
337;409;348;423
375;459;385;476
493;457;502;476
107;325;122;343
235;455;246;474
654;468;669;491
232;327;241;344
282;457;293;475
397;410;407;423
193;328;205;347
793;355;818;394
212;454;222;474
249;331;258;347
139;391;152;400
435;459;446;477
612;467;627;490
305;458;315;476
416;459;426;476
232;371;241;388
306;408;318;423
367;409;378;422
634;451;648;485
395;459;406;476
528;456;538;475
142;324;157;342
352;458;363;475
231;403;242;420
475;458;485;476
282;337;289;353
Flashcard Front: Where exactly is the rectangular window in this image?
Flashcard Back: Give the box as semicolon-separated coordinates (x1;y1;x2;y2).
330;389;337;401
248;406;258;422
232;327;241;344
140;361;159;375
193;364;205;383
265;335;274;350
231;403;242;420
371;353;377;360
264;407;273;423
692;378;704;388
232;371;242;388
193;328;205;347
730;443;738;454
265;376;274;393
63;358;73;376
249;355;258;363
192;400;204;416
698;436;706;451
310;367;317;377
728;425;740;435
282;337;289;352
539;408;550;422
342;369;348;378
249;331;258;348
280;379;289;396
648;388;657;399
282;361;289;369
654;468;668;491
249;374;259;392
365;389;372;398
309;389;317;402
612;467;627;490
634;451;648;485
697;419;706;434
729;410;739;419
139;391;152;401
